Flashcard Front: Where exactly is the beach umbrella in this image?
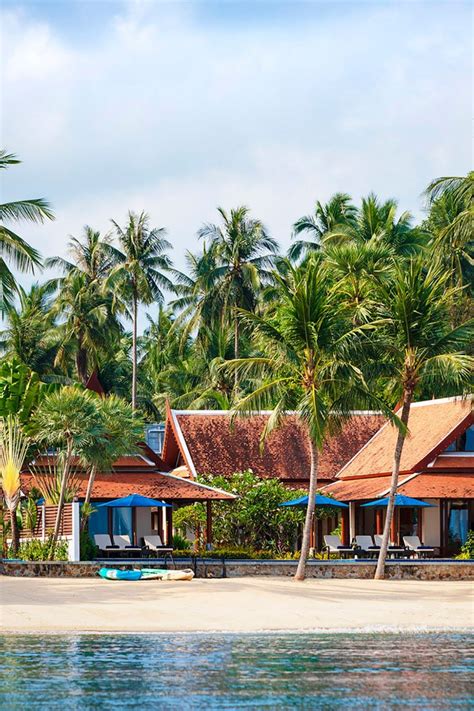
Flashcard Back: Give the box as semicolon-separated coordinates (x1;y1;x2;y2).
279;493;349;508
361;494;435;508
97;493;172;508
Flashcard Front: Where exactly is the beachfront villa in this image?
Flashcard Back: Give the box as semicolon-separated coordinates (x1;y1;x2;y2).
323;396;473;556
15;389;473;559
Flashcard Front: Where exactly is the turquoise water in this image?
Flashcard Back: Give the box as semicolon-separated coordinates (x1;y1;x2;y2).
0;633;472;709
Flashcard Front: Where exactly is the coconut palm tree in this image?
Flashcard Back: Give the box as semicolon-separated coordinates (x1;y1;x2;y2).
225;257;395;580
47;227;124;385
326;193;427;256
51;271;122;385
0;282;58;375
290;192;357;261
424;172;474;292
33;387;104;558
0;150;53;310
198;206;278;371
0;417;29;555
373;258;474;579
109;211;174;410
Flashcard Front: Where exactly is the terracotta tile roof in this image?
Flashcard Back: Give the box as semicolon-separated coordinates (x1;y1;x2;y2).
429;455;474;471
398;473;474;499
322;475;393;501
167;411;385;484
20;470;235;501
337;397;473;480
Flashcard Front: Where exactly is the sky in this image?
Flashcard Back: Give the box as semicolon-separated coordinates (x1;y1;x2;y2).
0;0;472;324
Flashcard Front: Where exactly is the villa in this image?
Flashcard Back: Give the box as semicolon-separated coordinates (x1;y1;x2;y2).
323;396;473;555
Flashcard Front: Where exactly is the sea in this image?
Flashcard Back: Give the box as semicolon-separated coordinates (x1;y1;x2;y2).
0;632;472;709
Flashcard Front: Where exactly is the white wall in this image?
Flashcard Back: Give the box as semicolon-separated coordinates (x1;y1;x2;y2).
422;499;440;547
135;507;155;545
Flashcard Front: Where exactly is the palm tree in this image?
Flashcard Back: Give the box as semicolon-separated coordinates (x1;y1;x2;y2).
80;395;144;529
326;193;427;256
225;257;395;580
0;417;29;555
290;193;357;261
424;172;473;291
0;282;57;375
171;246;223;350
51;271;121;385
198;206;279;370
33;387;104;558
0;150;53;310
47;227;124;385
109;211;173;410
373;258;474;579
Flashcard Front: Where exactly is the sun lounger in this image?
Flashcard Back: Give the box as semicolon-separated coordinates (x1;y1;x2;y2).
403;536;435;558
113;534;143;557
323;535;354;559
373;534;407;557
94;534;119;557
355;535;380;558
143;535;174;565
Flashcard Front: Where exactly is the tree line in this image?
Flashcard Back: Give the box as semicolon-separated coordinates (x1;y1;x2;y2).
0;148;472;577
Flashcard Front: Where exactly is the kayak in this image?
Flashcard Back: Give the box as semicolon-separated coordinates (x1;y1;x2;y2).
98;568;142;581
139;568;194;581
98;567;194;581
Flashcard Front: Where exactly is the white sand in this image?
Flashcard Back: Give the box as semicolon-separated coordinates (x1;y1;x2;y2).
1;577;473;633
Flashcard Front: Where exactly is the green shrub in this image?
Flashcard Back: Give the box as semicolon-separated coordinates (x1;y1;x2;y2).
80;531;98;561
13;536;69;561
172;533;190;550
456;530;474;560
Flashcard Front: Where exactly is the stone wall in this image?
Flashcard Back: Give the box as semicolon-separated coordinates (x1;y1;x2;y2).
1;558;473;580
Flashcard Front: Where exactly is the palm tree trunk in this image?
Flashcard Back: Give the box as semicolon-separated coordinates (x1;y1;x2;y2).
49;440;73;560
81;464;97;532
9;507;19;556
76;346;88;386
374;390;412;580
132;294;138;410
295;441;318;581
234;317;239;392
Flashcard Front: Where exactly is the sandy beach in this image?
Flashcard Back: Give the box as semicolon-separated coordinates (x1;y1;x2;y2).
1;577;472;633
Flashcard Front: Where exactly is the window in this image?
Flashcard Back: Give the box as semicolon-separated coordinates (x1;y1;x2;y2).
145;424;165;454
444;425;474;453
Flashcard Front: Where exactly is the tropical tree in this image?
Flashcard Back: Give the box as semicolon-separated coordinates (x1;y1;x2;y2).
0;358;54;426
326;193;427;256
109;211;174;409
198;206;279;377
225;257;395;580
80;394;143;526
47;227;123;385
0;417;29;554
0;282;58;374
424;172;473;292
373;258;474;579
290;193;357;261
0;150;53;310
33;387;104;558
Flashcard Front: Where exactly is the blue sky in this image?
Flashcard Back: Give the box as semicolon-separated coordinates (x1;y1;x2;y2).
0;0;472;319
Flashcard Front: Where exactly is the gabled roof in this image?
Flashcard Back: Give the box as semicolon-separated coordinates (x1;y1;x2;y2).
336;396;473;480
161;407;386;484
20;468;235;501
323;471;474;500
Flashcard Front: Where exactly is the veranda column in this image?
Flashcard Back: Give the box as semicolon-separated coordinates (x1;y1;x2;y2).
349;502;356;543
340;509;349;546
376;509;383;535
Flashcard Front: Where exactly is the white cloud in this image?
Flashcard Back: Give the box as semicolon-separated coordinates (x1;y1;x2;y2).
0;0;471;321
